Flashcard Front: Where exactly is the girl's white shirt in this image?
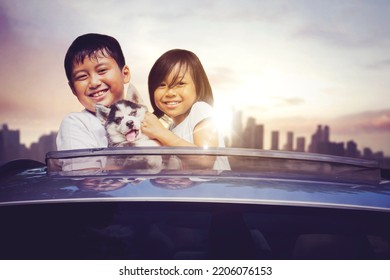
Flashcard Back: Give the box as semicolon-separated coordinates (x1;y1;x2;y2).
170;101;230;170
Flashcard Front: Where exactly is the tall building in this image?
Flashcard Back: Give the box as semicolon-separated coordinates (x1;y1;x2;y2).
284;131;294;151
346;140;359;158
309;125;322;153
308;124;344;156
29;132;57;162
323;125;330;143
296;137;305;152
254;124;264;149
271;131;279;150
231;110;243;148
363;147;373;159
242;117;256;148
0;124;21;162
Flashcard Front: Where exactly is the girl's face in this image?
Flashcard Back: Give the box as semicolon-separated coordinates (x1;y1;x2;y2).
154;64;197;125
70;50;130;112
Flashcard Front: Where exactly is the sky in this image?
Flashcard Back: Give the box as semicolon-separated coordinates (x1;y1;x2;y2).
1;0;389;155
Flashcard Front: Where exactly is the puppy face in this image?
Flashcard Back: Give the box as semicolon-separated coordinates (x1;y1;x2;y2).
96;100;147;146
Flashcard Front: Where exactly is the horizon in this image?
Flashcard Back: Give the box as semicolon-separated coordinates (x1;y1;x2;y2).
1;113;387;157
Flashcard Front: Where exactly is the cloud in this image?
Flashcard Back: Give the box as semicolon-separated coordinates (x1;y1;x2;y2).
291;1;390;48
0;5;11;39
365;59;390;70
271;96;305;106
331;109;390;134
0;99;28;115
208;67;240;89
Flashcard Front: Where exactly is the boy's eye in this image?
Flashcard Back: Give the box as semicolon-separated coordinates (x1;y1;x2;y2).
98;68;108;74
114;117;123;124
74;74;88;81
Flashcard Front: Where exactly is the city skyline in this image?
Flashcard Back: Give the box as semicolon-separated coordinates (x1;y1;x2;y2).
0;107;390;155
1;112;386;165
228;111;385;159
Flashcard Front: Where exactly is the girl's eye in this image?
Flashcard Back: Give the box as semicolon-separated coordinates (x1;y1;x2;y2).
173;81;185;88
159;83;167;88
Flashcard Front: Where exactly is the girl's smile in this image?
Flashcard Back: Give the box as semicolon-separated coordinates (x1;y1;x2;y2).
154;64;197;125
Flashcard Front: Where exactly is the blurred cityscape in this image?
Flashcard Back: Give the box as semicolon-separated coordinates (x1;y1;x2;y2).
1;110;389;168
0;124;57;164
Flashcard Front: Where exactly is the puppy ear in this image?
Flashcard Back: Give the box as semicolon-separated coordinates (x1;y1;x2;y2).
126;83;146;106
95;104;110;124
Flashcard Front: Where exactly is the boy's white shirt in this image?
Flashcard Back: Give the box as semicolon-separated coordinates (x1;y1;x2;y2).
170;101;230;170
56;109;107;151
56;109;107;171
56;83;145;171
57;83;141;151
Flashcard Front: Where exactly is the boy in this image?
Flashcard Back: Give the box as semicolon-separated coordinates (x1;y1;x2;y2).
57;33;131;151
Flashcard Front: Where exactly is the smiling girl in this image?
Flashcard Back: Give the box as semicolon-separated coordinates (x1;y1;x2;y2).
141;49;229;170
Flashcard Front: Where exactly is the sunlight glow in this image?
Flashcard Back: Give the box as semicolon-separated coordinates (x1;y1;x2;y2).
213;101;232;139
227;68;330;119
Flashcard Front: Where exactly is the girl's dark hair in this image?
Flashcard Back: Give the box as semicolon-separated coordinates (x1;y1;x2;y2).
148;49;214;118
64;33;126;83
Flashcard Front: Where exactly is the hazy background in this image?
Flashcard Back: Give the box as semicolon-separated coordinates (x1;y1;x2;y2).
1;0;389;154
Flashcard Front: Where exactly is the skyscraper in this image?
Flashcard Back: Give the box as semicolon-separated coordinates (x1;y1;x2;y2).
296;137;305;152
231;110;243;148
0;124;21;162
271;131;279;150
254;124;264;149
284;131;294;151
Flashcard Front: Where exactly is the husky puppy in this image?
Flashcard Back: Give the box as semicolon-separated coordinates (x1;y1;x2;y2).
95;90;163;171
96;102;158;148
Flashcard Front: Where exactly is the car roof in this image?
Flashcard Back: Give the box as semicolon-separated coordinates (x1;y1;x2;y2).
1;147;389;212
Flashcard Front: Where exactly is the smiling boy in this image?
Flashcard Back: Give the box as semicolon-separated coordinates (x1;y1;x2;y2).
57;33;131;150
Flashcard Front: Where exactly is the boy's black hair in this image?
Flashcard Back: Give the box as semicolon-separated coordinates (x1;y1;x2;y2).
64;33;126;82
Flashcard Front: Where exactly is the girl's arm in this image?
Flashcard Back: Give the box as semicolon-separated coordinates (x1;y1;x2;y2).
141;112;219;148
141;112;219;169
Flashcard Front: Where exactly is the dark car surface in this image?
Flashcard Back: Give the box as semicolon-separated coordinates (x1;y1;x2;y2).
1;147;389;260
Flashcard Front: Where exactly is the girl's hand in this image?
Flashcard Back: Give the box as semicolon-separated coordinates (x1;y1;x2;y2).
141;112;167;140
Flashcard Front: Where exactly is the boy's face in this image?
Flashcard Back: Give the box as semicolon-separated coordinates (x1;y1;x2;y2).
69;50;130;112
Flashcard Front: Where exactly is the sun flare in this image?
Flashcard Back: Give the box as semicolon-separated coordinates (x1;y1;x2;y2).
213;102;232;141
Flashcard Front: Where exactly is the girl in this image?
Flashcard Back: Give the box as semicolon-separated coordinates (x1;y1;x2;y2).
141;49;229;170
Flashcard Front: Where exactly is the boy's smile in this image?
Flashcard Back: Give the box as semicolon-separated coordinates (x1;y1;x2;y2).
88;89;108;98
70;50;130;112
